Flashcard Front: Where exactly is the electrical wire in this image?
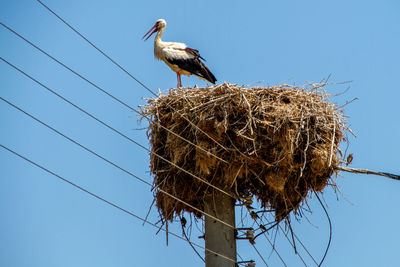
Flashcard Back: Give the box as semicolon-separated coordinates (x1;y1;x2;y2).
281;225;319;266
0;21;228;165
256;211;319;266
259;228;288;267
35;0;229;153
276;224;311;266
3;4;292;263
35;0;155;97
0;95;254;265
0;56;235;201
251;244;269;267
0;144;241;266
1;50;267;267
0;96;234;230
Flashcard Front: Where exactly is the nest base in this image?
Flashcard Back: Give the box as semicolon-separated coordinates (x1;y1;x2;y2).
142;83;346;222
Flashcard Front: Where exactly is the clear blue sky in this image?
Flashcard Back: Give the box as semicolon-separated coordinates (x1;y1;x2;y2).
1;0;400;266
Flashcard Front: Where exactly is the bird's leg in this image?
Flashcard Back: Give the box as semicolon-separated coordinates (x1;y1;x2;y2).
177;72;182;88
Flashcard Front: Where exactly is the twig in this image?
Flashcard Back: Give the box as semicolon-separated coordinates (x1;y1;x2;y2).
336;166;400;181
181;217;205;263
328;118;336;167
312;189;332;267
143;198;156;226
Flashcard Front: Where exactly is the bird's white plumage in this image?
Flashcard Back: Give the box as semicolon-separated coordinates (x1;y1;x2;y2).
143;18;216;87
155;42;193;61
154;40;194;76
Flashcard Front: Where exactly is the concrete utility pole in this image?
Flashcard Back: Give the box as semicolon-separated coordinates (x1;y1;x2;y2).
204;191;237;267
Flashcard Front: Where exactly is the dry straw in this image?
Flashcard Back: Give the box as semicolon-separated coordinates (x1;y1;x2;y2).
141;82;348;223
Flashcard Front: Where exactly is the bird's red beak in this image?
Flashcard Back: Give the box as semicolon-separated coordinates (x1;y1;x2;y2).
142;24;158;41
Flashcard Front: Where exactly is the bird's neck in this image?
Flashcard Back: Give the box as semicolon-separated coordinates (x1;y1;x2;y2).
154;27;165;45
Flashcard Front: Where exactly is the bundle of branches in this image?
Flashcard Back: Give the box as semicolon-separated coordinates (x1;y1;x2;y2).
141;82;348;223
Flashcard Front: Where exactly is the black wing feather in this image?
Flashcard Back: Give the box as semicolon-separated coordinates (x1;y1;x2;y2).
166;48;216;84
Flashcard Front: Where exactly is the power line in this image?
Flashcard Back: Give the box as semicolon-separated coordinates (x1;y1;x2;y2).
276;224;310;266
259;227;288;267
0;96;234;230
35;0;156;97
9;2;397;264
3;4;301;262
0;21;134;111
0;64;299;267
251;244;269;267
0;49;274;266
0;143;240;266
278;224;318;266
0;95;266;265
0;50;316;266
0;56;235;201
0;21;227;165
255;212;318;266
1;94;312;267
35;0;229;153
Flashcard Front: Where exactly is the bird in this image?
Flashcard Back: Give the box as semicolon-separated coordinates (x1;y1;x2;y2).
346;153;353;166
142;19;217;88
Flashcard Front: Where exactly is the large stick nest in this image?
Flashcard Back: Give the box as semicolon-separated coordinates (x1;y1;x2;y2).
141;83;348;222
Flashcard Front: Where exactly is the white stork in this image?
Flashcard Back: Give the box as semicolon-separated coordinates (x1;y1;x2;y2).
143;19;217;88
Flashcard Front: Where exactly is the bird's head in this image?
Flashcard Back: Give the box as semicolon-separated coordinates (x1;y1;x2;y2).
142;19;166;41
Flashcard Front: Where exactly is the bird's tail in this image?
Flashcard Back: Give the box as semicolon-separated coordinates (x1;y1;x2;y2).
198;60;217;84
